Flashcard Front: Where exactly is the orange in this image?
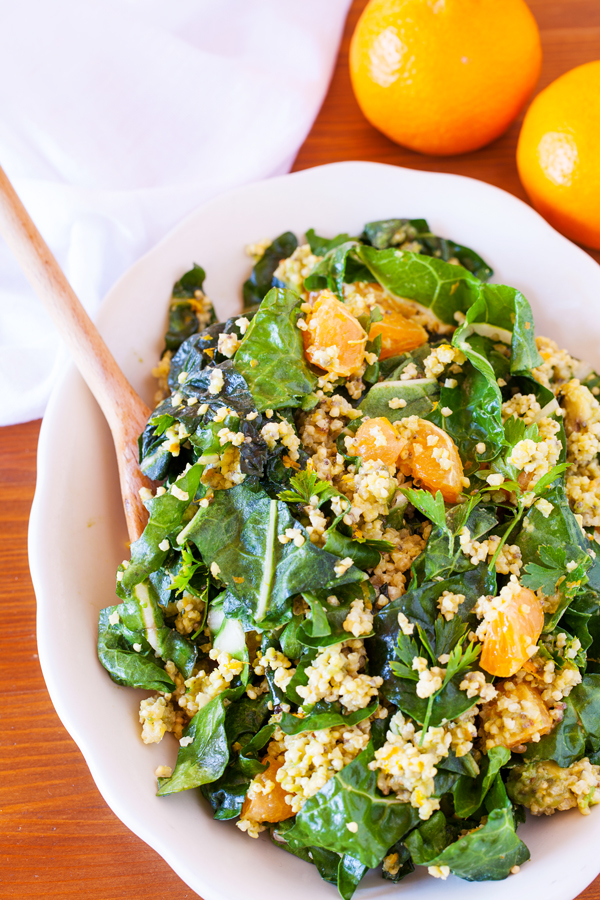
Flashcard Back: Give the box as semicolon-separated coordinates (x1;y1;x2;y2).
303;290;367;377
349;0;542;156
480;681;553;749
517;61;600;250
354;416;404;466
240;757;293;824
480;586;544;678
397;419;464;503
369;309;427;359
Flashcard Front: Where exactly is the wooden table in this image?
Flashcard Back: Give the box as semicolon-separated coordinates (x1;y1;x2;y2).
2;1;599;896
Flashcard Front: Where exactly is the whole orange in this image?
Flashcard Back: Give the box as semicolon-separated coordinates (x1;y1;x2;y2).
349;0;542;156
517;61;600;250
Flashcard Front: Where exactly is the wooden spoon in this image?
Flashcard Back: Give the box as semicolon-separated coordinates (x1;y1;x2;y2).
0;164;152;542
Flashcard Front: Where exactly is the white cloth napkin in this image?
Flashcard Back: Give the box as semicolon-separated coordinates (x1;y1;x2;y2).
0;0;351;425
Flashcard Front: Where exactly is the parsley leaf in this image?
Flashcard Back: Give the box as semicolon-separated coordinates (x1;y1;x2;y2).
278;468;341;508
169;543;206;596
522;544;591;598
420;636;481;740
401;488;448;533
533;462;570;496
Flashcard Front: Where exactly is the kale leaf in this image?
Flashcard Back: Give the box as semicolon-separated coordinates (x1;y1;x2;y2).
243;232;297;309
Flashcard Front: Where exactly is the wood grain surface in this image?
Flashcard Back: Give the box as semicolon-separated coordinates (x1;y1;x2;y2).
1;2;599;897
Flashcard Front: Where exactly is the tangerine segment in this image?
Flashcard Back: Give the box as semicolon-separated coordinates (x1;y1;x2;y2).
354;416;403;467
398;420;464;504
480;680;553;750
240;757;293;824
303;291;367;377
369;309;427;359
480;587;544;678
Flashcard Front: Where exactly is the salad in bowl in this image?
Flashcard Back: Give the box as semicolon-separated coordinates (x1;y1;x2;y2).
97;218;600;898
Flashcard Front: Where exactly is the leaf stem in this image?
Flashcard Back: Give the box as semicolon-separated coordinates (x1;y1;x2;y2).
256;499;277;621
488;502;524;572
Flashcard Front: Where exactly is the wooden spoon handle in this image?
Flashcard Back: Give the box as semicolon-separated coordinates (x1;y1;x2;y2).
0;164;152;542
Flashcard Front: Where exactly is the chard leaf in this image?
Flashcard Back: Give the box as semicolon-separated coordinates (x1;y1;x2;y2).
429;349;505;467
362;218;493;281
184;483;364;630
157;686;244;795
272;819;340;885
234;288;317;411
516;482;592;628
98;581;197;684
407;793;529;882
285;744;419;869
306;228;355;256
404;811;455;865
412;503;497;584
424;804;529;881
323;527;392;570
122;463;204;590
243;232;297;309
452;283;542;373
201;760;251;820
453;745;511;818
304;241;369;298
337;854;368;900
355;247;480;325
97;607;176;692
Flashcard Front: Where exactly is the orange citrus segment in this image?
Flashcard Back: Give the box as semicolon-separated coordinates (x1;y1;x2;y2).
369;309;427;359
517;61;600;250
303;290;367;377
481;680;553;750
240;757;293;824
397;420;464;503
354;416;403;467
349;0;542;156
480;587;545;678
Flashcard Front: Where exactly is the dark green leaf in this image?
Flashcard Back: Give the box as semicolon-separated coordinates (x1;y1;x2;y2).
524;674;600;767
453;746;511;818
243;232;298;308
285;744;419;869
157;687;243;795
356;247;480;325
123;464;204;590
305;228;354;256
97;607;176;692
419;805;529;881
201;760;250;820
337;854;368;900
184;483;364;630
234;288;317;411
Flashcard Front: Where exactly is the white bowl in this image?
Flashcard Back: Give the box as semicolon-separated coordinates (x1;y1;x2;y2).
30;161;600;900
